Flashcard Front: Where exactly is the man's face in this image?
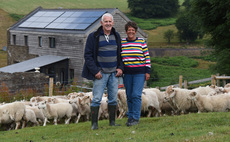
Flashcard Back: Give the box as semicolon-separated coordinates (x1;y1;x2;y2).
101;16;114;34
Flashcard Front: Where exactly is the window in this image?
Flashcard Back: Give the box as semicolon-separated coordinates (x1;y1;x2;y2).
38;37;42;47
24;36;28;46
49;37;56;48
13;35;16;45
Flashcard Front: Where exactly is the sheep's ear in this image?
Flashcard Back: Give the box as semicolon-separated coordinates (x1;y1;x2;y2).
90;98;92;104
190;92;197;97
79;98;81;104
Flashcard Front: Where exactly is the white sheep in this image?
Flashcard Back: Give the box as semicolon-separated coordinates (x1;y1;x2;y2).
26;105;46;124
117;89;161;118
75;95;91;123
142;89;161;117
224;83;230;93
38;101;73;126
117;89;128;119
22;108;39;127
143;88;166;115
188;92;230;113
98;97;108;120
192;85;215;95
165;85;197;114
0;102;26;130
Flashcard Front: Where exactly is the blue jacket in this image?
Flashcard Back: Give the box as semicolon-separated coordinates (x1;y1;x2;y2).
81;26;124;80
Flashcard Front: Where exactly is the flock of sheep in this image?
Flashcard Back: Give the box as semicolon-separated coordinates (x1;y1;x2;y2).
0;83;230;131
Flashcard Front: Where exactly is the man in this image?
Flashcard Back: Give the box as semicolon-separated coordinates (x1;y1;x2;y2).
82;13;124;130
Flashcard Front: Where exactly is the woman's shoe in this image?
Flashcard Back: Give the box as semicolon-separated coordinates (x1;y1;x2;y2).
127;119;139;126
126;118;133;126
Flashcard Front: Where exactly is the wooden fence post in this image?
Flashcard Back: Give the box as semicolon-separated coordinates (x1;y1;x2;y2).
184;80;188;89
211;75;216;86
49;78;53;96
179;75;183;88
216;73;220;86
223;74;226;86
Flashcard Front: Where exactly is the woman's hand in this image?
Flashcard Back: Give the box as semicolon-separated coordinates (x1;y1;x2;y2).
115;69;123;77
145;73;150;81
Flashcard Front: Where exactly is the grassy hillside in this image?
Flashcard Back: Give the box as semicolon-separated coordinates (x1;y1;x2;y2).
0;9;15;52
149;56;215;88
0;0;129;15
1;112;230;141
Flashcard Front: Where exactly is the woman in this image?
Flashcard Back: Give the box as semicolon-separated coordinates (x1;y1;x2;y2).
121;21;151;126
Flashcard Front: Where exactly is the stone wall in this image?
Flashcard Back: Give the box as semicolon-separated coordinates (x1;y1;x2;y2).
149;48;213;57
0;72;48;93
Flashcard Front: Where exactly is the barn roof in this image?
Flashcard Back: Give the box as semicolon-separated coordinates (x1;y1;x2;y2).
0;55;69;73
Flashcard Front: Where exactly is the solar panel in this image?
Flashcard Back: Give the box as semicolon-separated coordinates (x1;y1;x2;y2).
19;10;106;30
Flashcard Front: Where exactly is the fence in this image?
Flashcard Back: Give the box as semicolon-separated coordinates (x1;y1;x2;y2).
0;74;229;103
160;74;230;90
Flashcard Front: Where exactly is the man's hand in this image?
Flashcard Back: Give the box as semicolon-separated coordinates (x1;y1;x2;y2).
115;69;123;77
95;71;102;79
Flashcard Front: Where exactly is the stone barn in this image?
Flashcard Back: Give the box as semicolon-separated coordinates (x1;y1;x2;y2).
3;6;147;84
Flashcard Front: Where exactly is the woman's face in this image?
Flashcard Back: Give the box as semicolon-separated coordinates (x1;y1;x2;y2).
126;26;136;40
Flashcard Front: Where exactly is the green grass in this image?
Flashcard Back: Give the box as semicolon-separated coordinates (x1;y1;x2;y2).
1;112;230;141
149;56;213;88
0;0;129;15
0;50;7;68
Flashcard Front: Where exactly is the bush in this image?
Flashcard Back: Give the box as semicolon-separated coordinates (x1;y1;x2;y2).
151;56;198;68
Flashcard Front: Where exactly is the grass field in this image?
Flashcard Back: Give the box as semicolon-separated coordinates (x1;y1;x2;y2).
0;0;129;15
1;112;230;141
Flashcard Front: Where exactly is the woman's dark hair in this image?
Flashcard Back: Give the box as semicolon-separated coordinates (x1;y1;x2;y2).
125;21;138;32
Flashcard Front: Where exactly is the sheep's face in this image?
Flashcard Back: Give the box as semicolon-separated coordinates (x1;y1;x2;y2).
165;86;175;97
38;101;46;109
79;96;91;107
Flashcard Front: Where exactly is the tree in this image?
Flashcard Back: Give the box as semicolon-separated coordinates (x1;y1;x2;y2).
175;0;202;44
128;0;179;18
175;14;199;44
190;0;230;75
163;29;174;43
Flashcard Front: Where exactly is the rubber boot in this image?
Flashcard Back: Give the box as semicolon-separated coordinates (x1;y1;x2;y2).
108;105;121;126
91;106;99;130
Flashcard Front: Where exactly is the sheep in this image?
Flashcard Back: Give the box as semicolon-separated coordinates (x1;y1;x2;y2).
192;85;216;95
188;92;230;112
142;89;161;117
26;105;46;124
224;83;230;93
117;89;161;118
30;96;52;103
51;98;70;104
0;102;26;130
142;88;165;115
38;101;73;126
98;97;108;120
165;85;197;114
117;89;128;119
74;95;91;123
22;108;39;127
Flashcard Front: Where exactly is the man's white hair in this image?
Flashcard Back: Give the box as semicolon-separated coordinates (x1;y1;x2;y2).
101;13;114;22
